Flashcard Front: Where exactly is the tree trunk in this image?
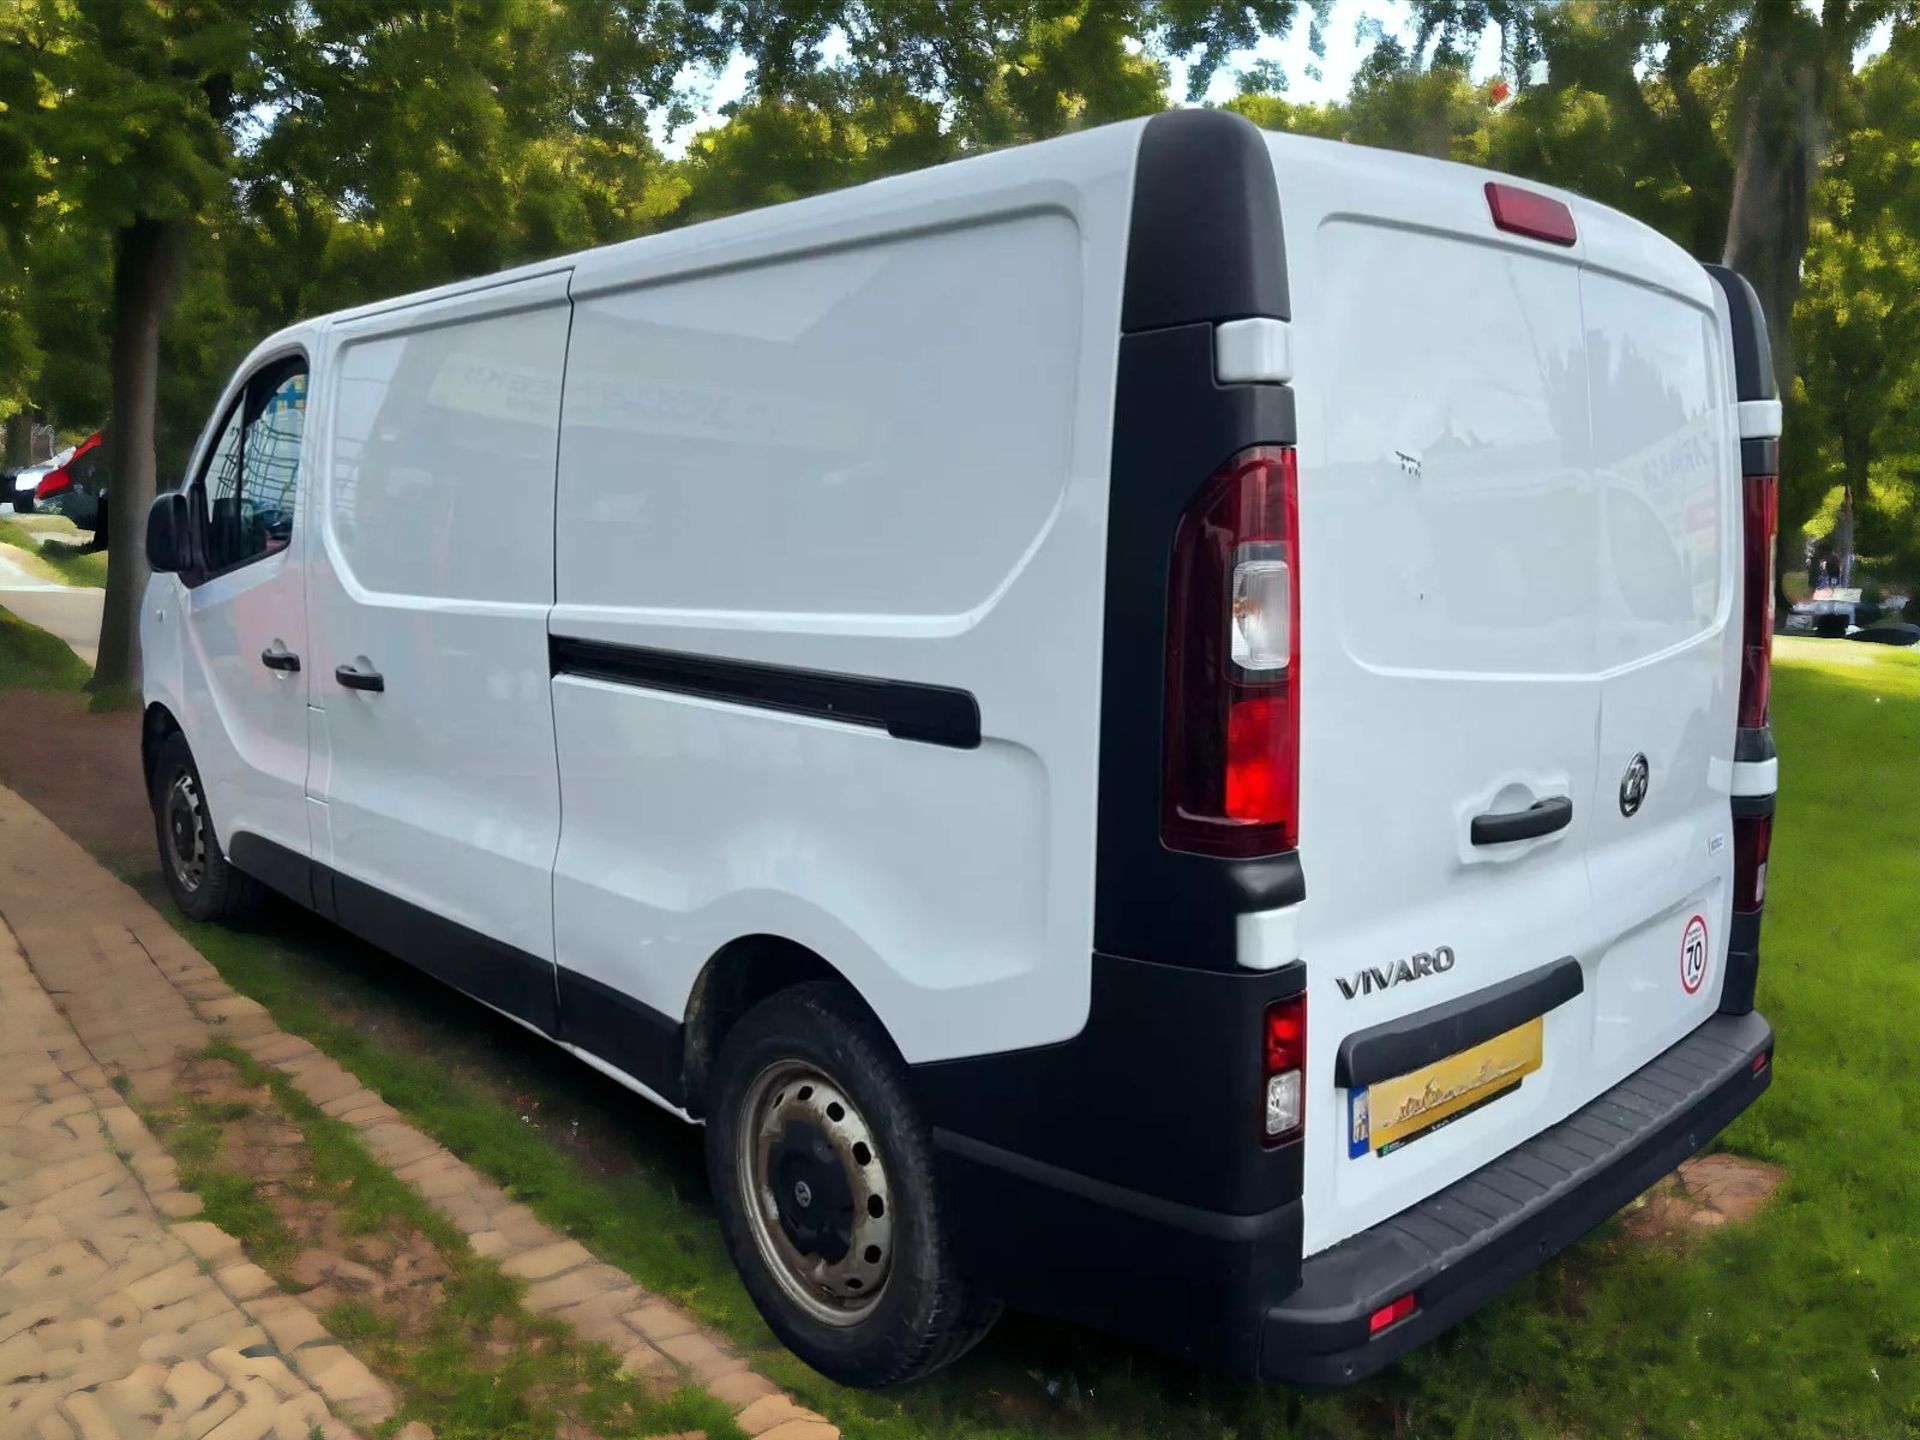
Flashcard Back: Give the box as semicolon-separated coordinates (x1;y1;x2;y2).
3;410;31;469
90;216;185;700
1720;4;1827;402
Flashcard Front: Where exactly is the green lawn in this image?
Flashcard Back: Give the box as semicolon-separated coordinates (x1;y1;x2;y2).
56;633;1920;1436
0;517;108;587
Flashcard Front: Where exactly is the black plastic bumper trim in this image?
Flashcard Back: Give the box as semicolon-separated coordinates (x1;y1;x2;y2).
1704;265;1776;401
932;1128;1298;1244
1741;436;1780;476
1334;956;1583;1089
550;635;980;750
1264;1010;1773;1384
1720;910;1762;1016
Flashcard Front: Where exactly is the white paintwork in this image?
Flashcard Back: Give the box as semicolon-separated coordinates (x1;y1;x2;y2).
1214;317;1294;384
150;342;315;863
1242;133;1748;1254
553;136;1137;1062
141;117;1768;1281
1738;398;1784;440
1731;757;1779;797
307;273;573;962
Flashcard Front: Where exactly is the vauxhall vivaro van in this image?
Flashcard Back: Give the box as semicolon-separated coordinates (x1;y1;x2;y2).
141;109;1780;1387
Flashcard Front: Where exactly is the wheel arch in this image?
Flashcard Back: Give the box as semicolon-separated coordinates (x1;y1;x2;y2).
681;934;889;1116
142;701;182;798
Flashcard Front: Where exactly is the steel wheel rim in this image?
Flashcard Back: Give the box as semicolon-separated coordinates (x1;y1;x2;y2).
736;1060;894;1327
163;771;208;893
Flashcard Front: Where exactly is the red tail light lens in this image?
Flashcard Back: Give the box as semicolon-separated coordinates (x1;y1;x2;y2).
1262;994;1305;1145
34;468;71;500
1733;811;1772;912
1369;1292;1419;1335
1163;446;1299;857
1739;472;1778;729
1485;182;1577;246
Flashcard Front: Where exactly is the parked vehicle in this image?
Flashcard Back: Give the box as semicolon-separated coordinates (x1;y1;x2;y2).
138;112;1780;1389
9;442;71;515
35;431;106;539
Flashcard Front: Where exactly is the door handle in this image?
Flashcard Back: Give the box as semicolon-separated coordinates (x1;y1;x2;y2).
334;663;385;693
1471;795;1572;846
260;646;301;673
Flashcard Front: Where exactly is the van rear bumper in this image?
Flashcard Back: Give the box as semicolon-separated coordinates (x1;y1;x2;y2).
1261;1009;1774;1383
929;1008;1772;1383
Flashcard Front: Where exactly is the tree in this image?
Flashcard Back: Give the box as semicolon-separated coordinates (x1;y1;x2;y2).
1791;22;1920;585
0;0;283;698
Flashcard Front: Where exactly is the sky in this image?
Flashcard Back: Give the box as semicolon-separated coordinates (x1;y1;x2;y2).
652;0;1504;156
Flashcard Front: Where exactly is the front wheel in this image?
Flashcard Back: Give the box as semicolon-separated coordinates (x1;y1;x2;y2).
150;731;262;923
705;981;998;1387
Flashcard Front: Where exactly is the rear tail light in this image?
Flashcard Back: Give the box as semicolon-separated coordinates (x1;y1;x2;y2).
1163;446;1299;857
1739;470;1779;728
1733;811;1772;912
35;468;71;500
1262;994;1305;1145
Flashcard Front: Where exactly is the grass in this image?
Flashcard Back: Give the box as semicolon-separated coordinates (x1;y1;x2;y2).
147;1040;748;1440
0;606;90;690
14;608;1913;1437
0;517;106;587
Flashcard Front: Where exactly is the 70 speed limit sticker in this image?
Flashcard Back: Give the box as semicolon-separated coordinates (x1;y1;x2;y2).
1680;914;1709;995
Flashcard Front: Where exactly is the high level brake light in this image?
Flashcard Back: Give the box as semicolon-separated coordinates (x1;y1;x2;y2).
1485;182;1577;246
1162;446;1299;858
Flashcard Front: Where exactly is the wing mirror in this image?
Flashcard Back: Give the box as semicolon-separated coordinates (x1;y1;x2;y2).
145;492;194;574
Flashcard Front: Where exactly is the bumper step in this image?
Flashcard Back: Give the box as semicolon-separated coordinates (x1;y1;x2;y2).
1263;1009;1774;1383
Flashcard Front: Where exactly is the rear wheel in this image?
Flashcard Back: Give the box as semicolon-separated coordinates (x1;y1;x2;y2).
151;731;262;922
11;492;32;516
706;981;998;1387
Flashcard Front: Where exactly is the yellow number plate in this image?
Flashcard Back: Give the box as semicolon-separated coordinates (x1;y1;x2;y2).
1348;1017;1543;1158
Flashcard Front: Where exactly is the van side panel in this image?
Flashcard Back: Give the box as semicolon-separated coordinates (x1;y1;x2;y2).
551;198;1127;1066
307;281;571;970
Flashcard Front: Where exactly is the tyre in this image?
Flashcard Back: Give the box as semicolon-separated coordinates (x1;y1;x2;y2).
11;492;31;515
150;730;263;923
705;981;999;1387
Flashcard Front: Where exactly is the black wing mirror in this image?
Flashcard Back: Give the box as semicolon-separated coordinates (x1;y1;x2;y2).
145;492;194;574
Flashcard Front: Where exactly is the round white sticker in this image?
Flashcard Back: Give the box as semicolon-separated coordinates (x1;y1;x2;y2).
1680;914;1709;995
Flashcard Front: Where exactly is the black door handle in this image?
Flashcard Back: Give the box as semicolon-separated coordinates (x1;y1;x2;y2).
335;664;384;693
260;646;300;673
1471;795;1573;845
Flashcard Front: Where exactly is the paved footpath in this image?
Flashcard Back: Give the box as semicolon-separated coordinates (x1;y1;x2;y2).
0;544;102;667
0;779;834;1440
0;924;353;1440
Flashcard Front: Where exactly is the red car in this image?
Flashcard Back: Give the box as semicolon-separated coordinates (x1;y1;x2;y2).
33;430;106;537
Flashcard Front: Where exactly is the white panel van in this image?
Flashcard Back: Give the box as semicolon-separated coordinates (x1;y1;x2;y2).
140;110;1781;1388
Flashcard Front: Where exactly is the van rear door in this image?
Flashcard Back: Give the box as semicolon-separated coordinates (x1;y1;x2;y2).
1267;137;1738;1255
1579;250;1739;1078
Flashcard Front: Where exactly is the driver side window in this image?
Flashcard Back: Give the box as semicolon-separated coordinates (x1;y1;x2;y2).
197;360;306;575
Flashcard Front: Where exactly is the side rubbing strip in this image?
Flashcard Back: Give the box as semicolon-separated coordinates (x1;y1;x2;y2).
550;636;981;749
1335;956;1584;1089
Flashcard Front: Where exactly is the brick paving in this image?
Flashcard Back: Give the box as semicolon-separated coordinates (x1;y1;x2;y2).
0;781;835;1440
0;924;353;1440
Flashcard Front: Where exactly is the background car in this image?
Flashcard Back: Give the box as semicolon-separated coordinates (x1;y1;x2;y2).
33;431;106;542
